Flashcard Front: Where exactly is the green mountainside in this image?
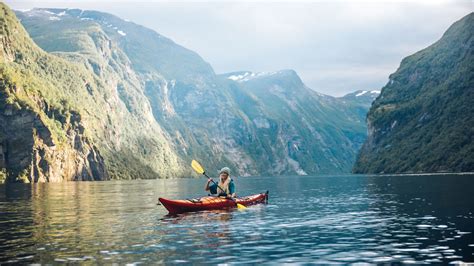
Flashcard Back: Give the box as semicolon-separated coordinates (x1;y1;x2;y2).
0;4;185;182
353;13;474;174
221;70;369;173
0;4;375;182
338;90;380;126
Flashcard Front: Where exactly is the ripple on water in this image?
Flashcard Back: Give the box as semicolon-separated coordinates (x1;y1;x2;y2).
415;237;429;240
371;256;394;262
358;251;380;257
416;224;431;228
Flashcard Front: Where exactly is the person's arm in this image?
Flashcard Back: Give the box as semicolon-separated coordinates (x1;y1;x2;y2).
205;179;218;195
205;178;212;191
229;181;236;198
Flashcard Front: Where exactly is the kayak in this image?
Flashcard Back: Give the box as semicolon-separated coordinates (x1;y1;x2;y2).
159;191;268;214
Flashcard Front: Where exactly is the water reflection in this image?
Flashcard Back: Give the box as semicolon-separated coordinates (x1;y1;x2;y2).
0;175;473;264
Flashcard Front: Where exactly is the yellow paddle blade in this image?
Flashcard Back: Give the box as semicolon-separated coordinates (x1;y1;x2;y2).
191;160;205;174
237;203;247;209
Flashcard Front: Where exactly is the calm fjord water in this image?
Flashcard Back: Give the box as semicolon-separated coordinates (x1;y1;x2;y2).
1;174;473;264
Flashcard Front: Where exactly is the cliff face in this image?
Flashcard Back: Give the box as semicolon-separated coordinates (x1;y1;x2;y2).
353;13;474;174
0;4;185;183
0;81;107;182
0;33;107;183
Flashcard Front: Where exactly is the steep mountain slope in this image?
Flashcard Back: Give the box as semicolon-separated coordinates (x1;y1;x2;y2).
9;6;375;180
338;90;380;125
222;70;369;174
16;8;249;175
0;4;185;182
353;13;474;174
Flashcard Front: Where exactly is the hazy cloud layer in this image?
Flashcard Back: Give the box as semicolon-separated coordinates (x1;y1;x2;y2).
7;0;472;96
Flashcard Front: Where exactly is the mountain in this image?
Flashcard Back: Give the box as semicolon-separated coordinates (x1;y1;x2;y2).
220;70;370;174
0;4;185;183
0;4;375;182
353;12;474;174
339;90;380;124
340;90;380;108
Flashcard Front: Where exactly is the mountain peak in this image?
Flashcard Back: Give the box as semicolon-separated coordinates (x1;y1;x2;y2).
15;7;216;81
0;3;45;61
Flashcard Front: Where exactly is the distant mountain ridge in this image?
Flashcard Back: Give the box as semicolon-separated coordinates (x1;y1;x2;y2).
1;4;376;182
353;12;474;174
340;90;380;107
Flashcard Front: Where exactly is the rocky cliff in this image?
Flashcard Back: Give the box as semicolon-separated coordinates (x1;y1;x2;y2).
353;13;474;174
0;5;107;182
0;4;185;182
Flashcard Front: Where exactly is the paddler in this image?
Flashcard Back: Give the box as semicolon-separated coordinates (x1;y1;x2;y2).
204;167;236;198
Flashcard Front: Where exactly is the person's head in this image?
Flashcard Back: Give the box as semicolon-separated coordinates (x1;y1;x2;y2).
219;167;231;181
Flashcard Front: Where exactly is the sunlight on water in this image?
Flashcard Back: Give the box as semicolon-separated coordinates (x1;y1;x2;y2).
0;174;473;263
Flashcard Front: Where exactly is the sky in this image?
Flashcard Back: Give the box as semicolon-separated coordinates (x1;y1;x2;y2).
6;0;473;96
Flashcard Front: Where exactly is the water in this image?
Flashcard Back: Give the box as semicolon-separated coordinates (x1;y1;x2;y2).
1;174;473;264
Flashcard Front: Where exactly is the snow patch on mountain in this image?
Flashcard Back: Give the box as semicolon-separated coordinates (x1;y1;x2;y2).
355;90;380;97
117;30;126;36
227;71;281;82
228;72;251;81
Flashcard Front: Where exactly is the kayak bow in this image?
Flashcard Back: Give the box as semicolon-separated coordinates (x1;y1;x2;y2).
159;191;268;214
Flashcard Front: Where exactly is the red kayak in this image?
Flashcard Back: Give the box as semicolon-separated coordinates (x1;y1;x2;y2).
159;191;268;214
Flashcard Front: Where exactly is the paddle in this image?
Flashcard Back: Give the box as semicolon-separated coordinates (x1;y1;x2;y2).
191;160;246;209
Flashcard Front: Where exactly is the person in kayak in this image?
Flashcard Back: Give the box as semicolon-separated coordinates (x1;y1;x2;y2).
205;167;236;198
